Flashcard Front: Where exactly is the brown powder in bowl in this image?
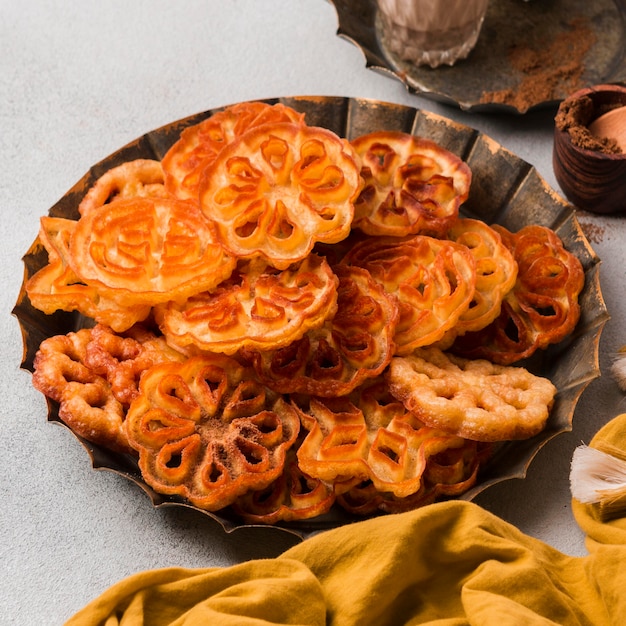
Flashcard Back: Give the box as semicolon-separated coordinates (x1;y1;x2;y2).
555;95;622;154
480;17;595;112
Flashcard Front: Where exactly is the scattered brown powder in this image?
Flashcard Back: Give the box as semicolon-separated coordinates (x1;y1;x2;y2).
578;221;605;245
480;17;596;112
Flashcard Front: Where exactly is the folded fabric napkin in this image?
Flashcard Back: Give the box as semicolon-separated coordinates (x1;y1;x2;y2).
66;414;626;625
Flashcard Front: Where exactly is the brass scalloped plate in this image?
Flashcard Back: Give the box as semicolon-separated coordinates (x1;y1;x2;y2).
13;96;608;539
328;0;626;113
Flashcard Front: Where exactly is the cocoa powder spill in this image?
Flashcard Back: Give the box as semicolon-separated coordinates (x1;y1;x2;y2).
480;17;595;112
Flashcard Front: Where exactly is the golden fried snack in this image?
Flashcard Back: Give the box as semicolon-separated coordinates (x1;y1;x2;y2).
162;101;305;201
25;217;151;331
78;159;168;217
84;324;185;408
350;131;471;237
342;235;476;355
32;329;131;454
436;218;518;348
293;378;476;499
69;196;236;306
198;122;362;269
387;347;557;442
124;354;300;511
231;446;336;524
247;265;399;397
450;224;585;364
156;254;339;356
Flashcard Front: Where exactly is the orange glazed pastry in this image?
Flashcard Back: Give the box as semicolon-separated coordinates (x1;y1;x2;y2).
25;216;152;332
342;234;477;355
436;217;518;348
350;130;471;237
69;195;236;307
124;354;301;511
78;159;168;217
162;101;305;201
451;224;585;364
156;254;339;356
247;265;399;397
198;122;362;269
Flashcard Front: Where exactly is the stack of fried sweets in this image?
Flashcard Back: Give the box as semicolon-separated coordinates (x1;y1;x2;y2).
26;101;585;524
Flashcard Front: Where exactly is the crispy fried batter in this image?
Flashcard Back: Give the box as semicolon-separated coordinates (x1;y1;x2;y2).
69;196;236;306
350;131;471;237
78;159;168;217
387;347;557;442
342;235;477;354
293;377;481;500
247;265;398;396
436;218;518;348
199;122;362;269
25;217;151;331
451;224;585;364
156;254;339;355
162;101;305;201
124;354;300;511
32;329;131;454
232;445;336;524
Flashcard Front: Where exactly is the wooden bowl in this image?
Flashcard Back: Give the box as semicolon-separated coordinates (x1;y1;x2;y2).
553;83;626;214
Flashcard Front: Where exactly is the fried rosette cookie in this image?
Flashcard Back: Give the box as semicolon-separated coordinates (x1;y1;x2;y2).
25;217;151;331
342;235;476;355
293;378;480;500
69;195;236;307
78;159;168;217
124;354;300;511
247;265;399;397
450;224;585;364
350;131;471;237
32;324;186;454
337;438;487;516
198;122;362;269
156;254;339;356
387;347;557;442
231;445;336;524
436;218;518;348
162;101;305;201
84;323;185;407
32;329;129;454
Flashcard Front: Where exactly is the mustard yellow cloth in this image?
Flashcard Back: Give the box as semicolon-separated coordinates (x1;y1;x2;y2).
66;415;626;626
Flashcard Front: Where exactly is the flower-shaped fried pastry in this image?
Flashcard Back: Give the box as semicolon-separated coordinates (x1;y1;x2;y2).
436;218;518;348
26;217;152;332
247;265;398;397
451;224;585;364
232;446;336;524
162;101;305;201
350;131;471;237
293;378;478;500
199;122;362;269
156;254;339;355
78;159;168;217
32;329;130;454
342;235;476;355
387;347;557;442
69;196;236;306
124;354;300;511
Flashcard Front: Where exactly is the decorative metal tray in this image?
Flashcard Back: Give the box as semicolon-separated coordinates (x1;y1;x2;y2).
328;0;626;113
14;96;608;538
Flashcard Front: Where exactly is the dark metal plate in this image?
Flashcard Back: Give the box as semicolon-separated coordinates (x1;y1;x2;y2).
328;0;626;113
13;96;608;538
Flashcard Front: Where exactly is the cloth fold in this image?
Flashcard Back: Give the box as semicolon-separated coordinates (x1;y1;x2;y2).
66;414;626;626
